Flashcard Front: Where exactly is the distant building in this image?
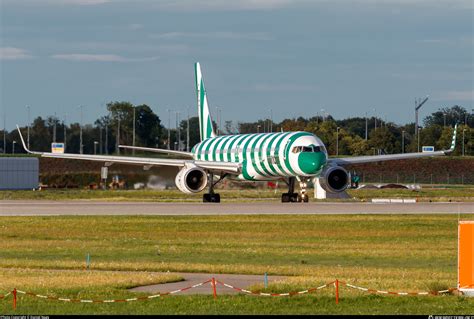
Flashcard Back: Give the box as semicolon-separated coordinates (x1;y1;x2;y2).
0;157;39;190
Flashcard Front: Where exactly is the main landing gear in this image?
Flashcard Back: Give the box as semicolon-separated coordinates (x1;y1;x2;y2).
281;177;309;203
203;172;227;203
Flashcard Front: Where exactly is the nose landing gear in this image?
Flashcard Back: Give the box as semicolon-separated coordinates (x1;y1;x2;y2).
298;178;309;203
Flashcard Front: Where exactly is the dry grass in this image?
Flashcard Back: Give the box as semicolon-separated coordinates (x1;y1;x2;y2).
0;214;472;314
0;214;469;292
0;268;182;291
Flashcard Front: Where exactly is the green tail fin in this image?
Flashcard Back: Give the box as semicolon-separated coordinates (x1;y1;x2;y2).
195;62;216;141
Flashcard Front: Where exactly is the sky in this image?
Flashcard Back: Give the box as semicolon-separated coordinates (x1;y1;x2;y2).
1;0;473;130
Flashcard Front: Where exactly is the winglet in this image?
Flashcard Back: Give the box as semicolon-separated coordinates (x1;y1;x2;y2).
445;123;458;154
16;125;41;155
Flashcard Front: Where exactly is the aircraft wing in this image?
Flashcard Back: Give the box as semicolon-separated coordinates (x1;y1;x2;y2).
329;150;451;165
16;126;240;174
118;145;194;158
329;124;457;166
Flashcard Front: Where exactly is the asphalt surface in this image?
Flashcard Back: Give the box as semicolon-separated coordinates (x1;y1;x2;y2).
129;272;286;295
0;200;473;215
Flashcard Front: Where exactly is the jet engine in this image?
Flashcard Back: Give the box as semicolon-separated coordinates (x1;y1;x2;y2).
175;165;208;194
319;165;349;193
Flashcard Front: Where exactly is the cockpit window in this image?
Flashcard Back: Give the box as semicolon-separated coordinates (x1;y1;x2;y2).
292;145;321;153
292;146;302;153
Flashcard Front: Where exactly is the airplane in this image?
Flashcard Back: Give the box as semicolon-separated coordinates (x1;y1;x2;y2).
17;62;458;203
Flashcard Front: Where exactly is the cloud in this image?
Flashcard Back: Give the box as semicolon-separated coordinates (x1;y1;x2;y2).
151;31;273;41
157;0;296;11
51;53;159;62
4;0;472;10
0;47;33;60
437;90;474;101
128;23;144;30
254;83;318;92
18;0;112;5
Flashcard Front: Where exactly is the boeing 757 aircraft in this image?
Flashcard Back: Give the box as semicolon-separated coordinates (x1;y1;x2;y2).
17;62;457;203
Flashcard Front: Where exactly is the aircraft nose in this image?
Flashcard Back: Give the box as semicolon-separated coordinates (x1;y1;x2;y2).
298;152;326;175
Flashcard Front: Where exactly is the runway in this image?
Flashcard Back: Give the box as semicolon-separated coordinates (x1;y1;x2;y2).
0;200;472;216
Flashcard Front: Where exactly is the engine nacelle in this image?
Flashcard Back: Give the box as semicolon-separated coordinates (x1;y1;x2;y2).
319;166;349;193
175;165;208;194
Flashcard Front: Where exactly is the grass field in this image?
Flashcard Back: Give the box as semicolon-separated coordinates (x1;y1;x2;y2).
1;185;473;202
0;214;473;314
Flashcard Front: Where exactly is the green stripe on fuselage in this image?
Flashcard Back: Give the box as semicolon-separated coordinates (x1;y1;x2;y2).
283;132;313;176
249;134;270;177
273;132;293;176
219;136;232;162
265;133;282;176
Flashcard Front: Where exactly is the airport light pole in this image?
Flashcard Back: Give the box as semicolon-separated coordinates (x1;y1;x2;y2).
3;112;6;154
105;116;109;155
257;125;261;134
321;108;325;122
63;114;67;152
215;107;221;135
175;111;181;151
443;112;447;127
26;105;30;150
269;108;273;133
132;106;136;155
220;107;223;134
186;107;190;152
94;141;98;155
365;112;368;140
336;127;340;156
99;126;102;154
167;108;171;150
117;117;121;155
402;130;405;153
53;112;57;143
12;141;16;154
78;105;84;154
373;108;377;131
462;128;466;156
415;96;428;152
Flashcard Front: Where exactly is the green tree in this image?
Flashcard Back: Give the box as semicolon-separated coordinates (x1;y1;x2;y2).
369;126;396;154
135;104;163;148
424;105;470;127
179;117;200;150
436;126;455;153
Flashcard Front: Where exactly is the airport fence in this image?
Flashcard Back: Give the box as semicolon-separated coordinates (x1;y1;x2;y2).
1;278;463;310
358;172;474;185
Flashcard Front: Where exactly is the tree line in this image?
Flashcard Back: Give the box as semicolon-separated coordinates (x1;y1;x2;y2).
1;102;472;156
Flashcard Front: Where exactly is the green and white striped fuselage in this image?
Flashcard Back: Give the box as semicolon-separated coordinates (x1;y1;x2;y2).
192;131;328;181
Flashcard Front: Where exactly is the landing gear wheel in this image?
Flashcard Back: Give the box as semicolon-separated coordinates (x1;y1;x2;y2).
202;172;225;203
282;193;298;203
282;177;301;203
297;194;309;203
203;193;220;203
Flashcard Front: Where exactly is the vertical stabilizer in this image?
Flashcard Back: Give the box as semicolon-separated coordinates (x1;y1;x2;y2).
195;62;217;141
